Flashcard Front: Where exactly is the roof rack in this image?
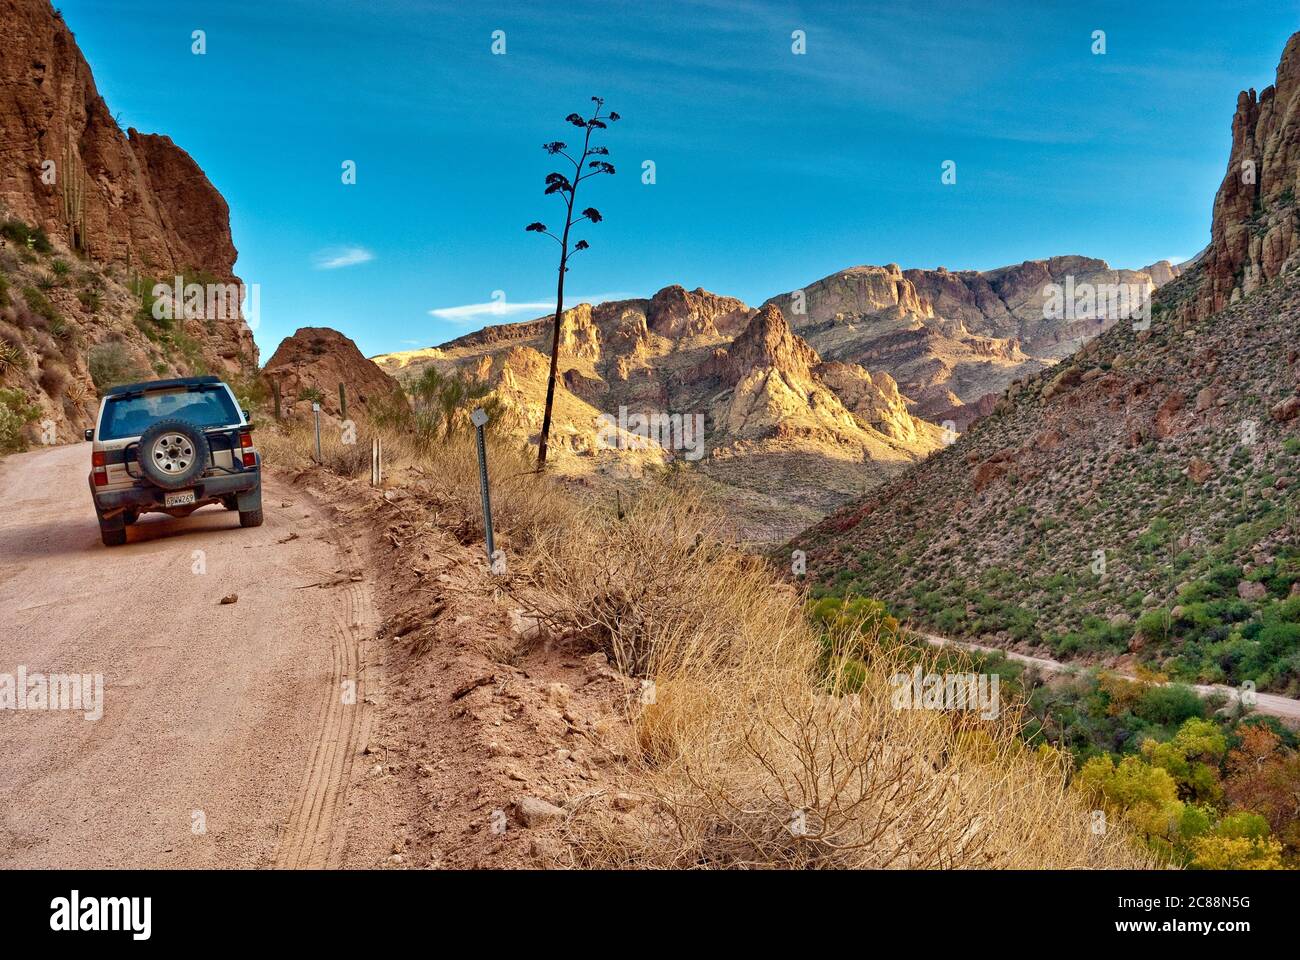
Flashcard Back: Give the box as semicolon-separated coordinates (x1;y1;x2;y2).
103;375;223;397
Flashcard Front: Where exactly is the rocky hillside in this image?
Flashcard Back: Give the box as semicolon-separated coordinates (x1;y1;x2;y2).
764;257;1179;430
376;286;945;544
0;0;256;450
792;31;1300;696
263;327;405;420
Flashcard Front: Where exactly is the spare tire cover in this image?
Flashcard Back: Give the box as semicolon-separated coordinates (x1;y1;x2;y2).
136;418;210;490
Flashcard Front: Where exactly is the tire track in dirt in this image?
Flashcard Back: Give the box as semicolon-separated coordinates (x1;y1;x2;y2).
274;496;380;868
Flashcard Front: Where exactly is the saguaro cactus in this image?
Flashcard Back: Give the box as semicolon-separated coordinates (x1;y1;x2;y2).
60;139;87;253
338;382;348;420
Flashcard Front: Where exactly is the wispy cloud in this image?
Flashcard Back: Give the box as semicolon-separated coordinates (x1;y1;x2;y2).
429;292;632;325
312;246;374;270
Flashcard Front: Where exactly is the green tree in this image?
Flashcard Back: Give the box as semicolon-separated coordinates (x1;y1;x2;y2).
1141;717;1227;803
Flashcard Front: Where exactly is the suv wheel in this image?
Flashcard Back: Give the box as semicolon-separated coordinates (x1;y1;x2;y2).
97;510;127;547
237;484;263;528
137;418;210;490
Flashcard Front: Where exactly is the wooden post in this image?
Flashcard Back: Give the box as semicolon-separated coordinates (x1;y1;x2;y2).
370;436;382;487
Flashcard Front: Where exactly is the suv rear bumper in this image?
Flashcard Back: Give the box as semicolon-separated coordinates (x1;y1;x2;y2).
90;468;260;511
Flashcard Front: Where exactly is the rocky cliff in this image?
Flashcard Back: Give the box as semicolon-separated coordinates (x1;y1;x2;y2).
0;0;256;370
763;257;1178;428
1178;32;1300;321
376;242;1170;543
0;0;257;450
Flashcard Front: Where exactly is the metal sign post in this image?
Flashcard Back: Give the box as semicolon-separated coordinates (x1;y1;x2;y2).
471;407;495;564
312;402;322;462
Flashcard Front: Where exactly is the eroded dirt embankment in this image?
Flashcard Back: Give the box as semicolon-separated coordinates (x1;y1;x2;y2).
298;464;642;869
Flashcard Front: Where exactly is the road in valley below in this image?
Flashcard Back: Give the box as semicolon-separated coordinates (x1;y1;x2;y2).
0;444;375;867
917;632;1300;724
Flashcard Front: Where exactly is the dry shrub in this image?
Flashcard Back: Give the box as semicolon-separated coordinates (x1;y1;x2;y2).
261;416;1155;869
566;562;1155;868
527;482;738;675
256;415;371;478
38;360;69;400
523;480;1152;868
0;319;24;351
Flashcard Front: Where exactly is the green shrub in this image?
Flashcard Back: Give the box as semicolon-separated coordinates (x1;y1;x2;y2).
1134;684;1205;727
1138;517;1171;551
0;339;24;374
408;367;499;441
0;219;52;254
1136;608;1172;643
77;286;102;313
0;387;39;453
21;284;59;326
88;342;144;392
228;372;268;413
1253;623;1300;664
48;315;74;343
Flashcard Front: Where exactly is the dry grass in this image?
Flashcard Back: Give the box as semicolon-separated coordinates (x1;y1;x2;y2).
260;413;1156;869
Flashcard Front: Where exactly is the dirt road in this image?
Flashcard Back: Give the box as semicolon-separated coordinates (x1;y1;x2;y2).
918;632;1300;724
0;444;376;867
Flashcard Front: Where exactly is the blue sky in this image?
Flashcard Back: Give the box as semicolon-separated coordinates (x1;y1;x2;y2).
59;0;1299;359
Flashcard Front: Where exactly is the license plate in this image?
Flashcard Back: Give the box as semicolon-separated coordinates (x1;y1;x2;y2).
165;489;196;508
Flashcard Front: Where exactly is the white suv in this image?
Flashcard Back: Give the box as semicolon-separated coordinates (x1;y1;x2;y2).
86;376;262;546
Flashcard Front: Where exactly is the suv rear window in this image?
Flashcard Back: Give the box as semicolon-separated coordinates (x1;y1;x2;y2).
99;386;240;441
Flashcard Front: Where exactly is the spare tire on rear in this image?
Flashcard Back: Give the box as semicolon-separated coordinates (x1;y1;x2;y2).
136;418;210;490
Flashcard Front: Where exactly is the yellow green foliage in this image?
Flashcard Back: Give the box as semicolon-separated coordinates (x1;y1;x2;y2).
1140;717;1226;803
1076;719;1283;869
1190;813;1283;869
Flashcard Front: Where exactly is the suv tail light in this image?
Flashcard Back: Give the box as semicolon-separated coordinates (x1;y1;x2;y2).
91;450;108;486
239;432;256;468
